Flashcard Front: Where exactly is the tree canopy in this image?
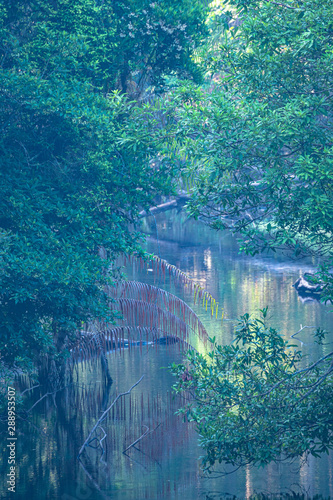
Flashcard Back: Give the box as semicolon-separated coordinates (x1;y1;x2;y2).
166;0;333;300
167;0;333;471
0;0;207;375
2;0;333;478
172;309;333;470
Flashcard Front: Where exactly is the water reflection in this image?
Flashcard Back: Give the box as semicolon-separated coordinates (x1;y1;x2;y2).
1;210;333;499
138;211;333;361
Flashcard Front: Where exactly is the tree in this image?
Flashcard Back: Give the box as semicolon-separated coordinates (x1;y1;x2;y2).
164;0;333;470
166;0;333;300
171;309;333;470
109;0;208;95
0;0;208;381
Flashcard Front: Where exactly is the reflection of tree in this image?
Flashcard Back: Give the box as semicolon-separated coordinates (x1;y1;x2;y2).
78;376;143;458
2;346;195;499
138;209;332;352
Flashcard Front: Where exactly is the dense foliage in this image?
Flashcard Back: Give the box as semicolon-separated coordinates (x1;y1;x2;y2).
167;0;333;470
172;309;333;470
2;0;333;476
0;0;207;376
166;0;333;300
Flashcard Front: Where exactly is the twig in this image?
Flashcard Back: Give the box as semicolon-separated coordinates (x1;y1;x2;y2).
98;425;107;451
26;385;71;413
78;459;106;496
122;452;148;470
27;393;50;413
123;425;150;454
291;325;316;338
20;384;40;396
256;350;333;399
77;376;144;458
130;444;163;469
294;366;333;406
86;426;108;452
17;415;48;436
123;423;161;454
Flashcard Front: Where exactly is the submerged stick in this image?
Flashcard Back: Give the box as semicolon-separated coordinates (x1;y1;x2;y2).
77;375;144;459
291;325;316;338
26;384;72;413
123;423;161;454
123;425;150;454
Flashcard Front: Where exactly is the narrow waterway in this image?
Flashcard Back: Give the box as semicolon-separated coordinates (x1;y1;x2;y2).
1;210;332;499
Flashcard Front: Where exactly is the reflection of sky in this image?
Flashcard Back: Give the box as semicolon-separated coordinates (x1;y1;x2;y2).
124;210;333;498
5;210;333;500
11;212;333;500
137;210;333;363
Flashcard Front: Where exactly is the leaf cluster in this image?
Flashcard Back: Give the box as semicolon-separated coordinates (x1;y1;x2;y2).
163;0;333;296
1;0;205;371
171;310;333;469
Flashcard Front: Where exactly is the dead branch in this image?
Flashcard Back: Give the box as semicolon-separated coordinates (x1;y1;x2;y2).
78;459;106;497
17;415;48;436
138;195;190;218
291;325;316;338
86;426;107;454
123;425;150;454
77;375;144;458
21;384;40;396
26;385;71;413
123;423;161;454
139;200;177;217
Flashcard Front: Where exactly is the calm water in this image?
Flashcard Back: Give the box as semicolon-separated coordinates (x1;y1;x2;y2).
1;210;333;500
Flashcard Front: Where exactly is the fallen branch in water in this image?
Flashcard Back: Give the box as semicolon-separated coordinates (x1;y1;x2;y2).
26;384;72;413
21;384;40;396
291;325;316;338
77;375;144;459
78;459;106;497
123;425;150;454
123;422;161;454
139;195;190;218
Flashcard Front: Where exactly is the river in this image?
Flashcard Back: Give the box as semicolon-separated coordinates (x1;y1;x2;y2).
1;210;333;499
